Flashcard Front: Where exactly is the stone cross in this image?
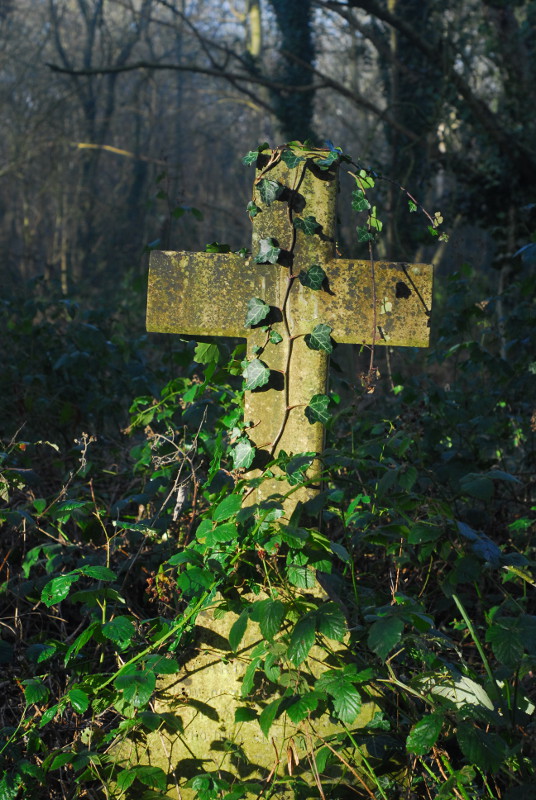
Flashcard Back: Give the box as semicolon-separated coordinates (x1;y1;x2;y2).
146;150;433;510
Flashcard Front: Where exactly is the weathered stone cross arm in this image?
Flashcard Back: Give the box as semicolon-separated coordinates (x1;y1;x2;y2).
147;151;433;507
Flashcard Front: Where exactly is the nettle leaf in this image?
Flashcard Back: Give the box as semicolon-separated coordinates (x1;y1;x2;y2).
406;713;444;756
247;200;261;218
243;358;271;390
269;329;283;344
351;189;371;213
288;614;316;665
356;226;374;243
41;572;80;607
368;616;404;661
305;324;333;353
232;437;255;470
305;394;331;425
293;215;319;236
254;237;281;264
258;178;284;205
299;264;326;291
281;149;304;169
245;297;270;328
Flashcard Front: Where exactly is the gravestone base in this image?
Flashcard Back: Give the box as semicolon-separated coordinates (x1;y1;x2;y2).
112;598;379;799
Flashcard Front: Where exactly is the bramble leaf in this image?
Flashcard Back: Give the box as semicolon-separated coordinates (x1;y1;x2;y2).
205;241;231;253
115;670;156;708
102;616;136;649
305;324;333;353
406;713;444;755
229;610;249;651
368;616;404;660
316;602;346;641
194;342;220;364
245;297;270;328
41;573;80;606
254;237;281;264
213;494;242;522
305;394;331;425
315;670;361;723
243;358;270;390
299;264;326;290
294;215;319;236
286;692;320;723
288;614;316;665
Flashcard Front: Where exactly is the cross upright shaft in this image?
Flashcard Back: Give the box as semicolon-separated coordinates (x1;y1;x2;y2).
147;150;433;510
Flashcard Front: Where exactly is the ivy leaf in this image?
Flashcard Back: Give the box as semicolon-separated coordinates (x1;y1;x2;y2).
258;178;284;205
243;358;270;390
242;150;260;166
305;394;331;425
299;264;326;291
293;215;319;236
357;169;375;189
408;200;417;213
285;453;315;486
269;329;283;344
368;616;404;661
369;206;383;232
315;150;339;169
406;713;444;755
305;324;333;353
351;189;371;213
247;201;261;218
356;226;374;243
288;614;316;665
254;237;281;264
281;149;304;169
245;297;270;328
232;437;255;470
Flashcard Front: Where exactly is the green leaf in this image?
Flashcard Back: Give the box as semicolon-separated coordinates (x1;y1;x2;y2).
68;687;89;713
286;692;320;724
24;679;49;706
232;437;255;470
456;723;508;773
258;178;283;205
259;696;284;738
315;670;361;724
213;494;242;522
351;189;371;212
269;329;283;344
242;151;260;166
41;572;80;606
247;201;261;217
281;149;304;169
305;394;331;425
299;264;326;291
143;655;180;675
102;616;136;649
243;358;270;390
229;610;249;651
115;670;156;708
316;602;346;641
288;614;316;665
194;342;220;364
235;707;258;722
254;237;280;264
293;215;319;236
305;323;333;353
356;226;374;243
407;714;444;755
205;241;231;253
257;599;286;641
368;616;404;661
245;297;270;328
